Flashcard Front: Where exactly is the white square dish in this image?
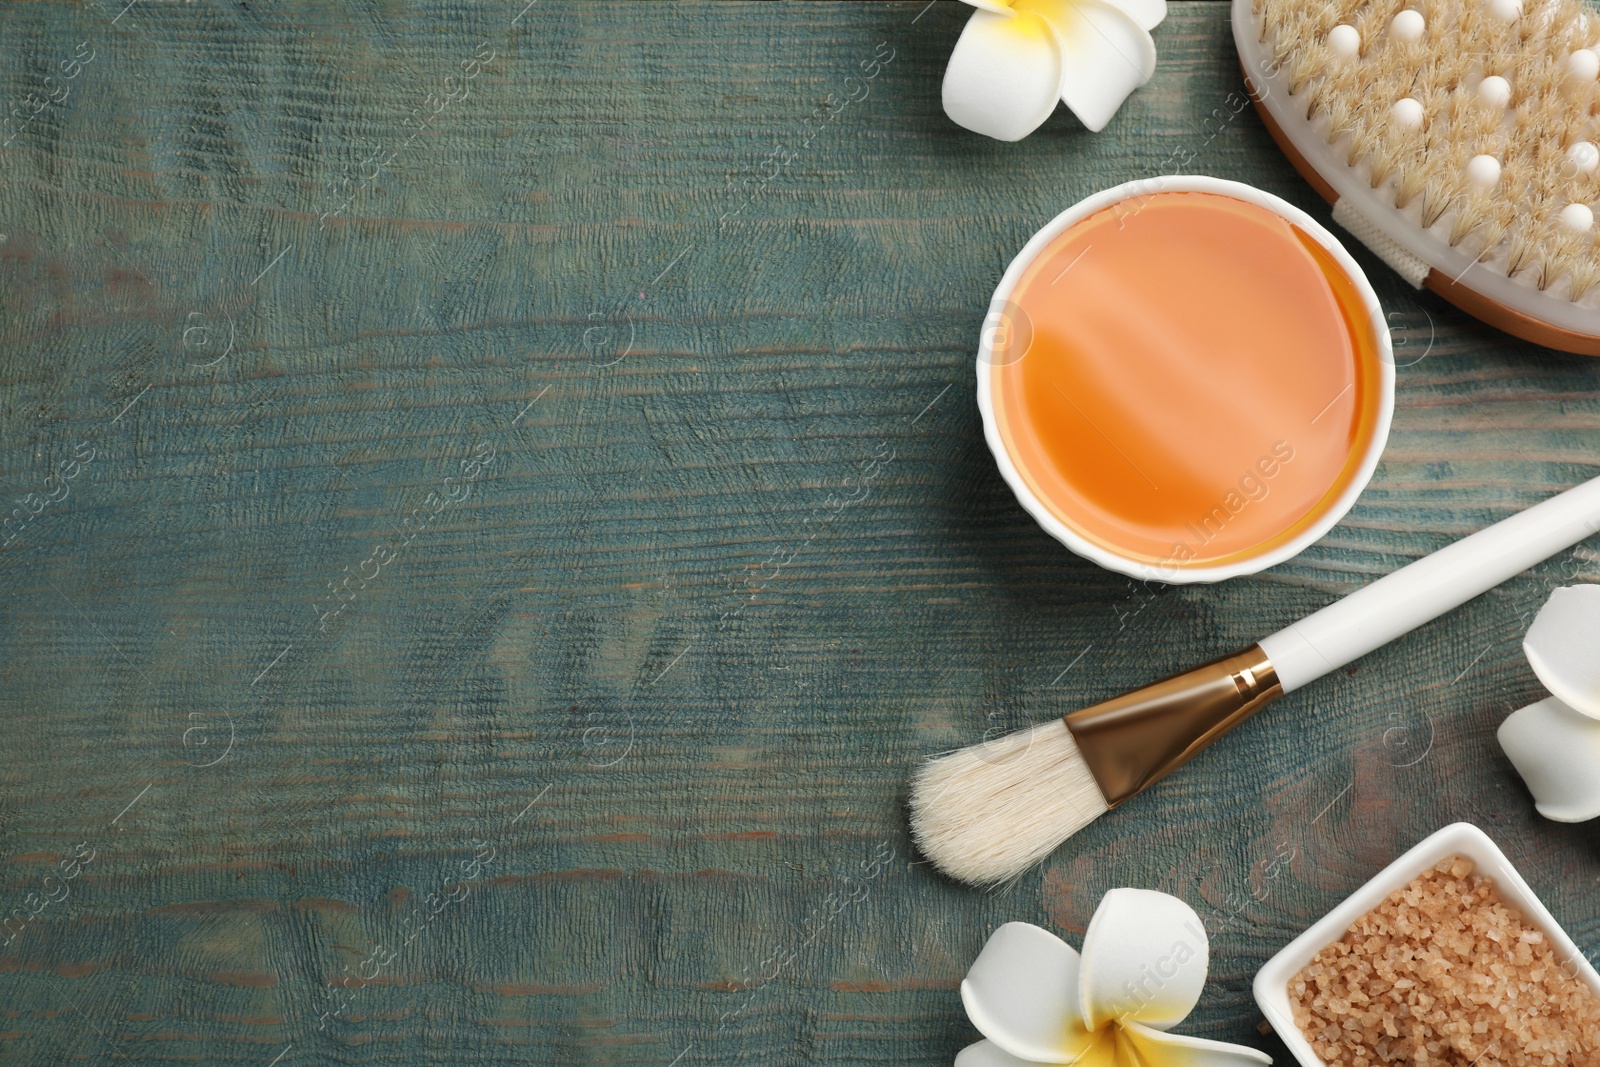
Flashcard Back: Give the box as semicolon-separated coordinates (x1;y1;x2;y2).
1252;822;1600;1067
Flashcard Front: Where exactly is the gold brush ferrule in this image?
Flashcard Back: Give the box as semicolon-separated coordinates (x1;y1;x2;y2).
1063;644;1282;807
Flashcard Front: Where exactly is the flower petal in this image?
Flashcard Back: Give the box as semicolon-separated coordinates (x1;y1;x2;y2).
1523;584;1600;718
961;923;1097;1064
1028;0;1165;31
1023;0;1156;132
1498;696;1600;823
1120;1020;1274;1067
955;1039;1056;1067
961;0;1021;13
1078;889;1209;1031
1096;0;1165;31
942;9;1065;142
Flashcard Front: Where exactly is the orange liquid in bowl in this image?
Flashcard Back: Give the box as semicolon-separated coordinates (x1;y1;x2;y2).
989;191;1386;571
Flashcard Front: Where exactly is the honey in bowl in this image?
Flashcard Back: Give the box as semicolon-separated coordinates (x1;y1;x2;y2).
987;189;1387;575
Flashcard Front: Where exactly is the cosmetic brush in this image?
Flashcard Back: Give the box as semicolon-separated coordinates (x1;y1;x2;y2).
910;475;1600;885
1234;0;1600;354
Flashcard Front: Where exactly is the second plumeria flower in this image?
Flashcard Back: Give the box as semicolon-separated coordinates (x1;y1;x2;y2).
1498;584;1600;823
942;0;1166;140
956;888;1270;1066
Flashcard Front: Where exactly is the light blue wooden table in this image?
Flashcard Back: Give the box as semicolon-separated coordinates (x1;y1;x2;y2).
1;2;1597;1064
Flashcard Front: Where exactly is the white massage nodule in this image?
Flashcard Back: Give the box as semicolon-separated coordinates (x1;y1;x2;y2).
1390;97;1424;129
1328;24;1361;57
1390;9;1426;40
1567;140;1599;175
1467;154;1502;187
1476;75;1512;108
1560;203;1594;233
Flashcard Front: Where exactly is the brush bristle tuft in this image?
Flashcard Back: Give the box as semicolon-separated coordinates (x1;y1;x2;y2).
1255;0;1600;302
908;721;1110;886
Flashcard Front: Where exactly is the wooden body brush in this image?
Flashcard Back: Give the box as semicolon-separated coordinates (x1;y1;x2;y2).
909;475;1600;885
1234;0;1600;354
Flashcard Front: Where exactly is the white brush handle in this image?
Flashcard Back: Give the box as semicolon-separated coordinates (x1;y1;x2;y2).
1260;476;1600;693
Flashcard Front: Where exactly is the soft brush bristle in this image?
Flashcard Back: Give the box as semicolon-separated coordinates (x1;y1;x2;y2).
908;721;1110;886
1256;0;1600;301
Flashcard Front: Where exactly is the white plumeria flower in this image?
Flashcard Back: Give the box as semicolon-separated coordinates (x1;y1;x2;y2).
942;0;1165;141
956;890;1272;1067
1498;585;1600;823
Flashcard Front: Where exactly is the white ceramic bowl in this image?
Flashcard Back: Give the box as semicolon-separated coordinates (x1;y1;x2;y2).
975;175;1395;584
1253;822;1600;1067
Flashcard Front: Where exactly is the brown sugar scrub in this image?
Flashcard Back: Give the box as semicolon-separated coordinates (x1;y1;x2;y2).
1290;857;1600;1066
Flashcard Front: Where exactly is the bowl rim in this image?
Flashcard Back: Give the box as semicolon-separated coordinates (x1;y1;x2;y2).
1252;821;1600;1067
974;174;1396;584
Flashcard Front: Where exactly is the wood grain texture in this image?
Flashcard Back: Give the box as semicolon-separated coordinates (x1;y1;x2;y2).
1;2;1597;1064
